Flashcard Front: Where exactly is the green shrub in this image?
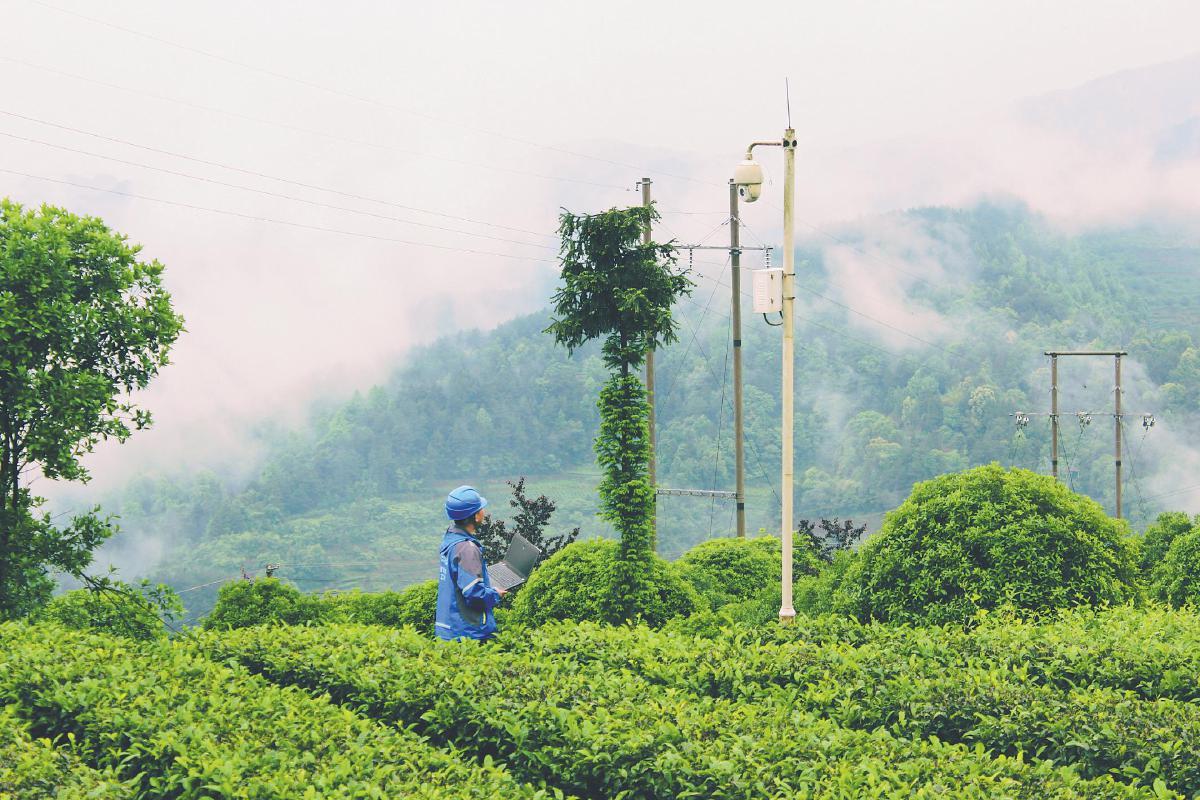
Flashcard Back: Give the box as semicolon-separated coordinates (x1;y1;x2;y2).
0;704;132;798
36;580;182;640
511;539;698;628
202;577;327;630
0;623;544;798
834;464;1140;625
1153;527;1200;607
213;623;1150;800
323;581;438;633
677;536;780;609
1141;512;1197;575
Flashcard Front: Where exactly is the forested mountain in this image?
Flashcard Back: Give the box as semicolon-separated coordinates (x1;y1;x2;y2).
94;201;1200;618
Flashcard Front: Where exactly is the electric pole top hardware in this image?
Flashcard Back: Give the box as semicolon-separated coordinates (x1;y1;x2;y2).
752;268;784;313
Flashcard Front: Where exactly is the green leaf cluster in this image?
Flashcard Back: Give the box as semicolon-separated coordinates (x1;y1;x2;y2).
0;703;132;798
510;538;697;628
0;199;183;617
0;622;551;798
208;622;1154;800
834;464;1140;624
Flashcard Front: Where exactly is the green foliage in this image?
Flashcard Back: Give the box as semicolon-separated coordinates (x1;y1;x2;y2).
475;477;579;566
497;611;1200;795
35;579;182;640
511;539;698;628
835;464;1140;625
211;622;1153;800
202;577;327;630
1141;511;1198;576
1152;527;1200;607
677;535;780;609
546;204;692;622
0;623;547;798
0;199;184;618
323;580;438;633
0;704;132;798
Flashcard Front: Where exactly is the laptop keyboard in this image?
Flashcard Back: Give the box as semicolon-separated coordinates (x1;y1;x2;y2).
489;562;524;590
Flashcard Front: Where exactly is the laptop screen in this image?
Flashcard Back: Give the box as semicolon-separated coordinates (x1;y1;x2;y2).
503;533;542;579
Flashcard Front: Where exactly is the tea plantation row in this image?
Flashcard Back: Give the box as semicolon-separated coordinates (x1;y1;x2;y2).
203;620;1174;800
0;623;560;799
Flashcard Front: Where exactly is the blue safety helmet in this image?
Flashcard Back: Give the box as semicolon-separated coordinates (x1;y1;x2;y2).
445;485;488;521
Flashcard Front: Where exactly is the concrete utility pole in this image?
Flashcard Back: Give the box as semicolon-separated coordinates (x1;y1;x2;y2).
1050;354;1059;479
1115;353;1123;520
780;127;797;623
642;178;657;546
1044;350;1129;519
729;180;746;539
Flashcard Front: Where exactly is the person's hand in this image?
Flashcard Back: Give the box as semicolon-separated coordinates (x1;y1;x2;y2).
496;587;508;598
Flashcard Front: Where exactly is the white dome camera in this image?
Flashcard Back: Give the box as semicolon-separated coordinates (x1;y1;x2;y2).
733;156;764;203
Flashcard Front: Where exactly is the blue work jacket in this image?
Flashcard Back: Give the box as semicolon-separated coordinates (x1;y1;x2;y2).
436;526;501;641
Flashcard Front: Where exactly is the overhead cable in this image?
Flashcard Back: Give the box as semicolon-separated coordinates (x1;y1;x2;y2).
0;56;628;191
1;167;556;262
24;1;714;187
0;129;555;249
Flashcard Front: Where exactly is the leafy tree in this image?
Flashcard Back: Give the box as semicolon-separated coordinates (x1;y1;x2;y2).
475;477;580;566
0;200;184;618
835;464;1140;625
545;203;691;621
35;578;182;640
1151;525;1200;607
1140;511;1198;576
799;517;868;565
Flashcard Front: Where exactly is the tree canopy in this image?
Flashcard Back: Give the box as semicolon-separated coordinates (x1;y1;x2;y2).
0;199;184;618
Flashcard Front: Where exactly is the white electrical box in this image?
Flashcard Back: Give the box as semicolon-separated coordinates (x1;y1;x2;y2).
752;268;784;314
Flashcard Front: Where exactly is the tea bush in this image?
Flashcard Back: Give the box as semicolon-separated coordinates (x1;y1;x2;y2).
1140;512;1197;576
35;579;182;641
1152;527;1200;607
0;704;132;799
511;538;698;627
834;465;1140;625
323;580;438;632
210;623;1152;800
677;535;779;609
0;622;552;799
202;576;328;630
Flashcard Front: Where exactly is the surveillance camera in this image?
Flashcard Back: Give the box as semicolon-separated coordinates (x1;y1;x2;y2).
733;157;764;203
738;183;762;202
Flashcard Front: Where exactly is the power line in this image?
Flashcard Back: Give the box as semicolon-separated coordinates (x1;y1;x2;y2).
1;167;556;262
0;108;557;239
23;1;714;188
0;128;555;250
0;56;628;192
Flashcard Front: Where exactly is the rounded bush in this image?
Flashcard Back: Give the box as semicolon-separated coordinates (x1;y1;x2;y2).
1152;527;1200;607
834;464;1139;625
677;536;780;609
323;581;439;633
203;577;325;630
512;539;699;628
1141;511;1198;576
36;583;179;641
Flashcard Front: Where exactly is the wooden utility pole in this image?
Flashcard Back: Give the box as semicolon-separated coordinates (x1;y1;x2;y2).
1115;353;1123;520
1050;354;1059;479
729;180;746;538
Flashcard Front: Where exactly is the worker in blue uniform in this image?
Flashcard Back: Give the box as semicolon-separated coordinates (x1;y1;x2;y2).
436;485;504;641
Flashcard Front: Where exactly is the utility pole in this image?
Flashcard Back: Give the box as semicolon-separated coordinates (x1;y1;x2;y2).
641;178;657;547
1050;354;1059;479
1115;353;1123;520
1041;350;1130;519
729;180;746;539
779;127;797;624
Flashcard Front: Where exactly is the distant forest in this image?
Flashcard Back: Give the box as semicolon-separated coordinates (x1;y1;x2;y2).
96;201;1200;617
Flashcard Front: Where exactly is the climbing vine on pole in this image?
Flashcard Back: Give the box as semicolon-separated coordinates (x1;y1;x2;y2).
546;203;691;621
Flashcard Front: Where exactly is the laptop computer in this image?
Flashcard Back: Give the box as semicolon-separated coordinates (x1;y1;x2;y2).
488;533;542;591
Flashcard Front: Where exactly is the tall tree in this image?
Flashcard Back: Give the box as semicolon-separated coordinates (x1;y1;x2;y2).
546;203;690;620
0;199;184;618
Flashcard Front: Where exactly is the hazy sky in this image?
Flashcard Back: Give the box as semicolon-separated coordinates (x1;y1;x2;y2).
2;0;1198;491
